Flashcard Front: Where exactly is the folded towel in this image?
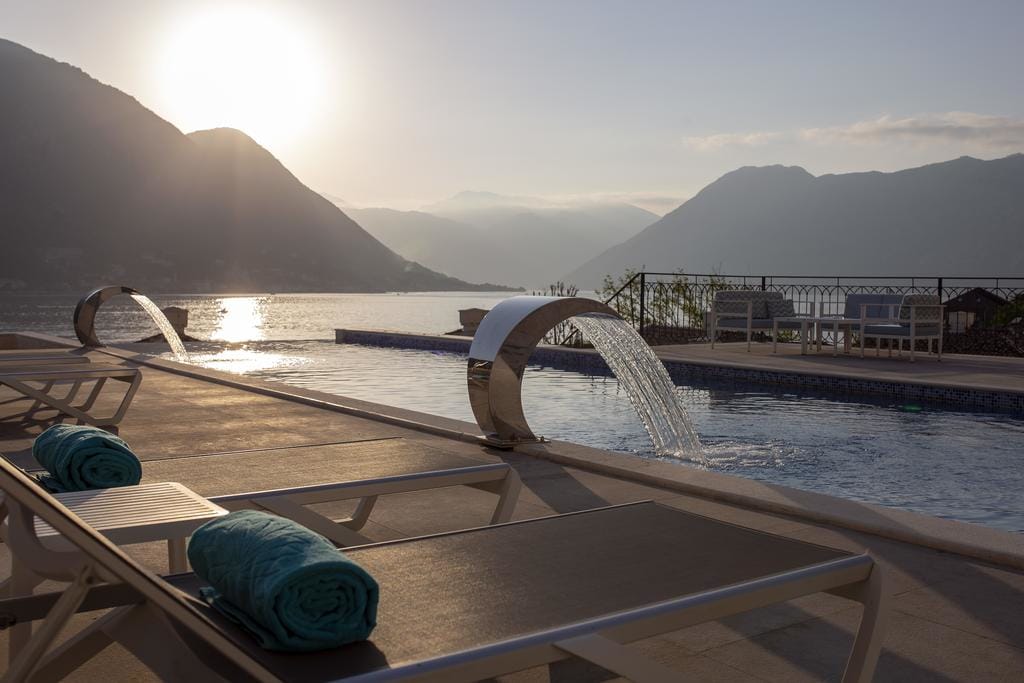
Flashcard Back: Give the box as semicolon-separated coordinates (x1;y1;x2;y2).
188;510;379;652
32;424;141;492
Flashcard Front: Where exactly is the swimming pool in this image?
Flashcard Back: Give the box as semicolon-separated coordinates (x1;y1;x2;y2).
165;340;1024;533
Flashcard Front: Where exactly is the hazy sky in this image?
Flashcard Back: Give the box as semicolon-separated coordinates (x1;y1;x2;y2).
3;0;1023;212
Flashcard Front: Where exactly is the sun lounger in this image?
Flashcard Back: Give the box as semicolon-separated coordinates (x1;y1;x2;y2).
0;448;522;662
0;363;141;426
0;458;888;682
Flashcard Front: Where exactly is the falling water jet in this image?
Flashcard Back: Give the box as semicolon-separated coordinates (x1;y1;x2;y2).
73;285;191;363
467;296;704;465
570;313;703;462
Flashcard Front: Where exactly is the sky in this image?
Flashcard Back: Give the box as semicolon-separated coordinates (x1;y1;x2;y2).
2;0;1023;213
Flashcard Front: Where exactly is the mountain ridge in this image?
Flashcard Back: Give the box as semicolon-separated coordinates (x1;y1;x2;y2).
0;38;506;293
567;154;1024;286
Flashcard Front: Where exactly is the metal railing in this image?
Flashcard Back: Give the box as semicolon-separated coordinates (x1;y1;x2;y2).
598;272;1024;355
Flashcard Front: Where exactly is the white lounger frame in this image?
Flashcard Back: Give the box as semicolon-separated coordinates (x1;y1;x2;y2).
0;365;141;426
207;462;521;546
0;460;888;683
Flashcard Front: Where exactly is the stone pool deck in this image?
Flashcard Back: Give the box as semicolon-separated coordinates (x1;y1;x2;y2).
2;342;1024;681
336;329;1024;414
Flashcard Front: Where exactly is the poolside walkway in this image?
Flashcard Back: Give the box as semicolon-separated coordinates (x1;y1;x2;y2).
1;348;1023;681
654;341;1024;396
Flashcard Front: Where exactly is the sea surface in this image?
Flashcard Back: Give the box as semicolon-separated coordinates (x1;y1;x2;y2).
0;291;530;342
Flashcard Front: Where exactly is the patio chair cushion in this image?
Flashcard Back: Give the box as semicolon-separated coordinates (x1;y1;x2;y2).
716;318;775;330
862;323;941;337
842;294;886;319
898;294;942;322
765;298;796;319
714;290;782;318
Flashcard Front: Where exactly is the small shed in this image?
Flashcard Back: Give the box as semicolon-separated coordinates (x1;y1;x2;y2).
944;287;1007;332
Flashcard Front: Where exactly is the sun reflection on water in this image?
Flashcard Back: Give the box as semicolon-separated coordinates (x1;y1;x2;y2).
212;297;266;342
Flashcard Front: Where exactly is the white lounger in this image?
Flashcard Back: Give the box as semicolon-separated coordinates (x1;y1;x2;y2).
0;458;888;682
0;363;141;426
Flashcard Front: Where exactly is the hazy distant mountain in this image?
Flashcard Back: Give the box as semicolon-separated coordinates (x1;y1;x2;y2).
0;39;502;293
567;155;1024;287
351;192;658;287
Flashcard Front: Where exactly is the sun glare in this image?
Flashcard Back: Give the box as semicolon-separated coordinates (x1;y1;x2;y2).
156;6;326;150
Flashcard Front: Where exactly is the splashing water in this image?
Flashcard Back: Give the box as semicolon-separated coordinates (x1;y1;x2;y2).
571;313;704;464
129;294;190;363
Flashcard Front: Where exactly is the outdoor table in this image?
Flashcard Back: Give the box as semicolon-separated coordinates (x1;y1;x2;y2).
772;316;816;354
812;316;861;356
1;482;227;661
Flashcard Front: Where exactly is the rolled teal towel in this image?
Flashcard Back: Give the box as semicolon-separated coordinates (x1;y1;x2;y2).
188;510;379;652
32;424;141;492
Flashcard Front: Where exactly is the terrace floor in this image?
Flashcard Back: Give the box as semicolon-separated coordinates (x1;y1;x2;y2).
653;340;1024;396
1;347;1023;681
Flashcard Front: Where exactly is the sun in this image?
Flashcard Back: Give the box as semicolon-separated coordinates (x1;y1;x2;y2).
156;5;325;150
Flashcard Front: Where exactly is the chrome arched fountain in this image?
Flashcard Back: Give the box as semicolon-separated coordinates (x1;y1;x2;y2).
73;285;190;362
467;296;704;462
467;296;616;445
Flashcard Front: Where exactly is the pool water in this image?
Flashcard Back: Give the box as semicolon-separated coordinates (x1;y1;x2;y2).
166;340;1024;533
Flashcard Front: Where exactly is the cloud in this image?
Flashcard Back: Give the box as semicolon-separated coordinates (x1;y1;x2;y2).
800;112;1024;147
681;131;782;151
683;113;1024;152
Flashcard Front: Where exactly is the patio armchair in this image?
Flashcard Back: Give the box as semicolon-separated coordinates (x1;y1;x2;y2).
710;290;805;351
860;294;944;362
1;457;889;682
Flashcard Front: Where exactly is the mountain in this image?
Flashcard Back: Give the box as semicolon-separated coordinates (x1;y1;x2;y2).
0;39;502;293
567;156;1024;287
351;193;659;288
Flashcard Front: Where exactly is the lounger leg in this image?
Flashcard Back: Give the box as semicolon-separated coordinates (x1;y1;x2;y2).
4;379;102;426
3;566;97;682
258;495;371;546
840;566;889;683
25;380;57;416
339;496;379;531
78;377;108;411
488;470;522;524
167;538;188;573
5;562;44;665
105;373;142;426
29;614;117;682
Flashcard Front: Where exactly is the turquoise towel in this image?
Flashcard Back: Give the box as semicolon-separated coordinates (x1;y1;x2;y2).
188;510;379;652
32;424;141;492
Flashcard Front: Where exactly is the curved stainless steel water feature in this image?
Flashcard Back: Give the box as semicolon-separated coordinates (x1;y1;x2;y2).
73;286;139;347
467;296;620;444
73;286;190;362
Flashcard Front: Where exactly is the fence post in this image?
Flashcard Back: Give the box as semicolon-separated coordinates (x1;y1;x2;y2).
937;277;943;301
638;272;646;337
761;276;766;291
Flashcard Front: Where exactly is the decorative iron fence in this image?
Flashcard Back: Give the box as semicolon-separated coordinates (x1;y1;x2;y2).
598;272;1024;356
